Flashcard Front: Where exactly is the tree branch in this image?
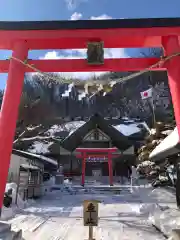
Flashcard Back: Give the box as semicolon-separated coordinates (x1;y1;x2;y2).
19;136;53;142
13;124;42;144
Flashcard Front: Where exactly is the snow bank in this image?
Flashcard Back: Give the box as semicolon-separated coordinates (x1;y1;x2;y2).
130;201;178;238
1;183;26;220
131;203;161;215
42;176;56;194
149;127;179;161
149;207;180;237
5;183;25;208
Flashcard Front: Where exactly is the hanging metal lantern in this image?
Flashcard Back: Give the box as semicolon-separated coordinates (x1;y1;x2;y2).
87;41;104;65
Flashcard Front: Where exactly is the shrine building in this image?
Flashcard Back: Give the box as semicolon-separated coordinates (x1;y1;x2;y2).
58;114;137;185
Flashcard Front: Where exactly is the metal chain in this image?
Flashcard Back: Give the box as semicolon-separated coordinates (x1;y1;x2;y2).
10;52;180;98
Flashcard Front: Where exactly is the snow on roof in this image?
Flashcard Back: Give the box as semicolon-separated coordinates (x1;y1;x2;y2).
13;149;58;166
46;125;64;136
27;118;148;154
21;163;39;170
113;123;141;136
28;141;53;154
28;121;86;154
65;121;86;136
46;121;85;137
149;127;180;161
47;119;146;138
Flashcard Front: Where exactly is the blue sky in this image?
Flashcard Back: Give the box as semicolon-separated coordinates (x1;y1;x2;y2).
0;0;180;89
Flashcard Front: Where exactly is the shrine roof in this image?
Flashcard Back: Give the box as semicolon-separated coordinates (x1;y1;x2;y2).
61;113;133;152
0;18;180;30
12;149;58;167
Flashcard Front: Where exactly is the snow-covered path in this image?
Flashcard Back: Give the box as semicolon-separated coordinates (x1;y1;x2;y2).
8;186;176;240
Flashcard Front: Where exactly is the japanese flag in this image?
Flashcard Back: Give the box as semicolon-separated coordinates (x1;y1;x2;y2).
140;88;152;99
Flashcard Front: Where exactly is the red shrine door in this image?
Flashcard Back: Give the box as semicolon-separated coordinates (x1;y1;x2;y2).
76;148;117;186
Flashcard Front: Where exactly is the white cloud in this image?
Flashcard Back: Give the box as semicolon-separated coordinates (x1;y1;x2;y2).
70;12;82;20
65;0;76;10
40;48;128;79
39;14;128;80
41;50;85;60
41;50;104;79
41;48;127;61
65;0;87;10
90;14;112;20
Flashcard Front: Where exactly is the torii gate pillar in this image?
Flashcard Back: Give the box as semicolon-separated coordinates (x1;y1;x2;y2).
162;36;180;137
0;41;28;213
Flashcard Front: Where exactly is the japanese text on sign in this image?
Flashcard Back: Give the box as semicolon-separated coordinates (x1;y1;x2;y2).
83;200;99;226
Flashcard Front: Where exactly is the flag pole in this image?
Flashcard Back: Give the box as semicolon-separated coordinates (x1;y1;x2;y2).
151;92;156;128
149;73;156;128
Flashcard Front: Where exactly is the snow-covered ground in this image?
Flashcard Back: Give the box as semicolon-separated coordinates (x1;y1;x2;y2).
5;184;177;240
1;183;36;221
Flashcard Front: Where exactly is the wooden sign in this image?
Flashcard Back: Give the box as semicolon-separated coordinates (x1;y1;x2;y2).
87;42;104;65
83;200;100;226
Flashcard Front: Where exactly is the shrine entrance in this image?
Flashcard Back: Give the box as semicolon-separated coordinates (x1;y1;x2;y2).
0;18;180;211
76;147;117;186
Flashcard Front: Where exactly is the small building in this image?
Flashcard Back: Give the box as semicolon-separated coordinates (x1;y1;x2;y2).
58;113;137;185
8;149;57;200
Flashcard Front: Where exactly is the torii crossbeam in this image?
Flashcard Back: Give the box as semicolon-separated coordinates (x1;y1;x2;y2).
0;18;180;213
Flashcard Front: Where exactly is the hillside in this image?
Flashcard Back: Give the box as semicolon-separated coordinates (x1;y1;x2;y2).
17;70;173;127
0;69;174;155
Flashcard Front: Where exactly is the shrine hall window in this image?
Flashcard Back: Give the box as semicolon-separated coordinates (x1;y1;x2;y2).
94;130;99;140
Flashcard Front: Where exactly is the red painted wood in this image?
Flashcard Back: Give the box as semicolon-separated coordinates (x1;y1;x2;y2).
108;153;113;186
0;20;179;201
0;58;162;73
0;36;162;50
0;41;28;210
84;154;108;157
76;147;117;153
163;36;180;139
81;152;86;186
26;36;161;49
75;154;83;158
76;154;121;158
0;27;180;49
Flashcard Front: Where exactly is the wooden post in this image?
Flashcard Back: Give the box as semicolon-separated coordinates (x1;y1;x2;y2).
88;226;94;240
176;162;180;208
108;152;113;186
162;36;180;137
15;166;21;205
82;152;86;186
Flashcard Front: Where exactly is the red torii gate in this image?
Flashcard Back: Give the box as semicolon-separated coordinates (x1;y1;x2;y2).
76;147;117;186
0;18;180;212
